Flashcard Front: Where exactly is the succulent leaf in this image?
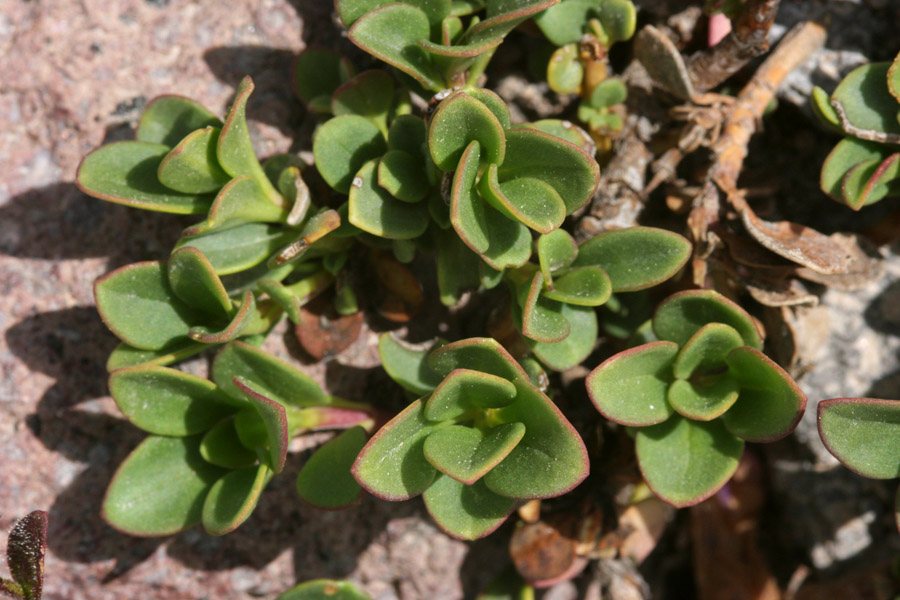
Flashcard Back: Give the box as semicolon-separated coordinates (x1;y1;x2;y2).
332;70;395;136
542;266;612;307
537;229;578;285
429;92;506;171
424;368;518;421
188;290;256;344
588;78;627;108
314;114;387;194
185;175;287;236
520;272;571;343
831;62;900;135
202;463;271;535
232;377;290;473
349;160;430;239
175;223;295;275
818;398;900;479
527;302;598;371
546;43;583;94
277;580;371;600
378;150;431;202
667;377;740;421
137;95;222;146
479;165;566;233
297;426;367;509
820;137;893;207
167;246;233;319
294;48;355;113
428;337;528;381
378;334;445;395
424;422;526;483
200;418;259;468
422;474;517;539
157;127;230;194
672;323;744;380
106;340;207;371
652;290;762;349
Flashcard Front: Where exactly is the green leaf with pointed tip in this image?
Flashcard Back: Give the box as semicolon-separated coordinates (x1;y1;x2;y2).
499;127;599;214
202;463;271;536
109;366;235;436
188;290;255;344
653;290;762;349
232;377;289;473
201;418;259;468
294;48;355;113
668;377;740;421
378;150;430;202
423;474;516;540
424;422;525;484
157;127;230;194
103;435;226;536
213;341;327;406
546;44;583;94
429;92;506;171
586;341;677;426
537;229;578;285
573;227;691;292
436;227;483;305
137;95;222;146
818;398;900;479
636;416;743;507
520;272;570;343
841;153;900;209
314;115;387;194
527;302;597;371
810;85;841;129
479;164;566;233
175;223;295;276
589;78;627;108
600;0;636;42
217;77;281;203
77;142;214;214
185;175;286;236
534;0;599;45
425;368;518;421
95;261;205;350
352;399;439;500
429;337;528;381
543;266;611;307
278;580;371;600
378;334;445;395
465;88;512;130
483;379;589;499
106;340;207;371
820;137;892;205
332;70;395;135
673;323;743;379
297;426;367;509
722;347;806;442
832;62;900;135
349;159;430;239
348;4;443;91
167;246;232;318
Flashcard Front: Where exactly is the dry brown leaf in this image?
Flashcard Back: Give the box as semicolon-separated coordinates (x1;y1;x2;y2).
294;295;364;361
795;233;884;291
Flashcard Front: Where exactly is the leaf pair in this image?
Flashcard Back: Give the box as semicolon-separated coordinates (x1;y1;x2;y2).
577;78;627;133
814;52;900;210
586;290;806;506
357;336;589;539
510;227;691;371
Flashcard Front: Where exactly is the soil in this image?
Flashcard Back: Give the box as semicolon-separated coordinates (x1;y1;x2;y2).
2;0;900;598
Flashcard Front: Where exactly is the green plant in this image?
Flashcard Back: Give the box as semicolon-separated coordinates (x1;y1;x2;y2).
0;512;47;600
586;290;806;506
277;579;370;600
355;335;588;539
818;398;900;531
102;342;373;536
813;50;900;210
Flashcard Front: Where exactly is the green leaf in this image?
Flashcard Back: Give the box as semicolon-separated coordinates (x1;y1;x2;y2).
588;78;627;108
890;51;900;103
200;418;259;468
498;127;599;214
378;150;431;202
103;435;226;536
232;377;289;473
188;290;256;344
840;153;900;210
217;77;281;203
277;580;371;600
106;340;207;371
672;323;744;380
213;341;327;406
378;333;445;395
167;246;232;319
653;289;762;350
586;341;677;426
352;399;439;500
202;463;271;535
424;422;525;484
537;229;578;285
818;398;900;479
314;115;387;194
109;366;236;436
464;88;512;130
479;164;566;233
175;223;295;275
546;44;583;94
527;302;597;371
388;114;428;157
810;85;841;129
429;91;506;171
332;70;395;135
529;119;593;151
520;272;570;343
77;141;213;214
667;377;740;421
185;175;287;236
543;266;612;307
137;95;222;146
483;379;589;499
425;368;518;421
349;160;430;239
723;347;806;442
599;0;637;43
820;137;891;203
831;62;900;135
636;416;743;507
348;4;443;91
429;337;528;381
157;127;230;194
534;0;600;45
573;227;691;292
95;261;205;350
294;48;355;113
436;227;483;305
423;474;516;539
297;426;368;509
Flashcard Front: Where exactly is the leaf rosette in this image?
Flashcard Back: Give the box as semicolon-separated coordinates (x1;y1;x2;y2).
586;290;806;506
